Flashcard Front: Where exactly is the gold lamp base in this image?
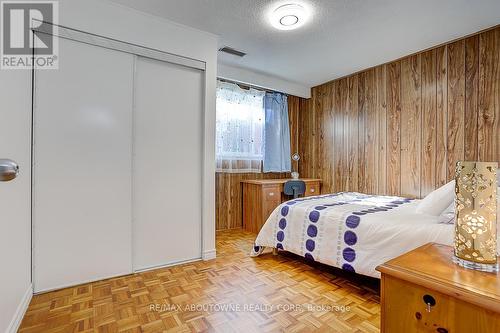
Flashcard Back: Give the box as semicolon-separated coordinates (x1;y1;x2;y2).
454;161;498;273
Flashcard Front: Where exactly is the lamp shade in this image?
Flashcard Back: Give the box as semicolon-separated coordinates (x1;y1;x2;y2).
454;161;498;272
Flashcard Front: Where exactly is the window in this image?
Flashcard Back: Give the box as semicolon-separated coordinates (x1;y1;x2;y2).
216;81;265;172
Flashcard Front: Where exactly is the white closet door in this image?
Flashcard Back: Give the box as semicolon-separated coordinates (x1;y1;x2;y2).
133;57;203;271
33;37;134;292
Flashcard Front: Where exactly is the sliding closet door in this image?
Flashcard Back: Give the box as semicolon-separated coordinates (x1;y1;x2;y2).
133;57;203;271
33;37;134;292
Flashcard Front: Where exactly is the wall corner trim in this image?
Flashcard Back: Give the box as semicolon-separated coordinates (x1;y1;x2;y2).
202;249;217;260
217;63;311;98
7;284;33;333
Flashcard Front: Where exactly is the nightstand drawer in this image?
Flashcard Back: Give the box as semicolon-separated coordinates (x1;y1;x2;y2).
305;182;320;197
263;186;280;201
378;243;500;333
382;275;500;333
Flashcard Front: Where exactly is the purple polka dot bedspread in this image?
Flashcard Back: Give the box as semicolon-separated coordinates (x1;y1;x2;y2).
250;192;454;278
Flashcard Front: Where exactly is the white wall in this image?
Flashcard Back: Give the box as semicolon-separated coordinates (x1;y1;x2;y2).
218;63;311;98
0;0;218;331
0;70;33;333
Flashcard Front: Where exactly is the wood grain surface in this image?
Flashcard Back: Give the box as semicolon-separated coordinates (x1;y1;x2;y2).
296;26;500;198
377;243;500;333
19;229;380;333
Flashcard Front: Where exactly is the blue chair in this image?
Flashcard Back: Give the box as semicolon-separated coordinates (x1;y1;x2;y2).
283;180;306;199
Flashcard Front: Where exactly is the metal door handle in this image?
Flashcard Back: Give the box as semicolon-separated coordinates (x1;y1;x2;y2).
0;159;19;182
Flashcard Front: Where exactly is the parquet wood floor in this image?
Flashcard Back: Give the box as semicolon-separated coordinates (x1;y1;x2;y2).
19;229;380;333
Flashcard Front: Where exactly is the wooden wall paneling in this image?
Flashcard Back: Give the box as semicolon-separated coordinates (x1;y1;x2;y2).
421;49;437;197
465;36;480;161
386;61;402;195
313;86;322;179
229;173;243;229
314;84;334;193
446;40;466;181
436;46;449;187
328;83;336;194
298;96;309;176
215;173;222;229
320;83;335;193
288;95;301;171
313;85;325;181
298;97;314;178
215;173;229;230
310;93;316;179
400;54;422;198
478;28;500;162
365;69;378;194
358;69;378;194
376;65;387;195
357;72;367;193
333;79;347;192
216;173;235;230
291;26;498;201
347;75;359;191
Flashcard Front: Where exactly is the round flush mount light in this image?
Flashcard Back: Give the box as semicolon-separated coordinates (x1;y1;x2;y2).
270;3;310;30
280;14;299;26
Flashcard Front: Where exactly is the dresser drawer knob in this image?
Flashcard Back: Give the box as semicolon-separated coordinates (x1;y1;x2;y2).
269;192;274;196
310;188;315;193
423;294;436;312
415;312;422;320
436;328;448;333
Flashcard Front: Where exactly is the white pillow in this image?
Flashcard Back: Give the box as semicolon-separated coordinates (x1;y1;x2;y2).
438;187;500;224
416;180;455;216
437;201;455;224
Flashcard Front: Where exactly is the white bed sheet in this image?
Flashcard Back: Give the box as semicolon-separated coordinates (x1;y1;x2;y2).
252;192;454;278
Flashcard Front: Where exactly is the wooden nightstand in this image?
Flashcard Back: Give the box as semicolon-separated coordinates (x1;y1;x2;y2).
376;243;500;333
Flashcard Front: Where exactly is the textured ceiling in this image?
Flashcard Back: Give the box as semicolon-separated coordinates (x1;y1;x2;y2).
109;0;500;87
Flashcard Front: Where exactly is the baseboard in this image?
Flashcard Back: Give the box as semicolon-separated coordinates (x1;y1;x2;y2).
203;249;216;260
7;284;33;333
133;257;202;273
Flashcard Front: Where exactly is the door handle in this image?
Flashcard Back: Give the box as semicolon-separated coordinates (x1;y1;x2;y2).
0;159;19;182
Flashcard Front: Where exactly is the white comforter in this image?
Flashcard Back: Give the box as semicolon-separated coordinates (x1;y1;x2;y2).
251;192;454;278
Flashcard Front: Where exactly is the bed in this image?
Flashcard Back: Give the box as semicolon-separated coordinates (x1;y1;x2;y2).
251;192;454;278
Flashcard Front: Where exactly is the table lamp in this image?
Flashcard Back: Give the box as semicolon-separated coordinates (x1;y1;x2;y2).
453;161;498;272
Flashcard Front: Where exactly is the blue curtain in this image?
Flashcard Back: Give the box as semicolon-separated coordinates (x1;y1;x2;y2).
263;92;291;172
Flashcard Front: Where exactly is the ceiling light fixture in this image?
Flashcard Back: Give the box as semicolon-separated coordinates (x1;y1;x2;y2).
280;15;299;26
270;3;310;31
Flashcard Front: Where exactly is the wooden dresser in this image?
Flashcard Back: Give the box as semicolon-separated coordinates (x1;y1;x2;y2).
241;178;321;233
376;243;500;333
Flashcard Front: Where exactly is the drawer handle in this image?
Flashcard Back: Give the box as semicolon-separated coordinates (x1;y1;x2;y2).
269;192;274;196
436;328;448;333
423;294;436;312
310;188;315;193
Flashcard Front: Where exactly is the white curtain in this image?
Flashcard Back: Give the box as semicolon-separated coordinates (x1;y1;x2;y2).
216;81;265;173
